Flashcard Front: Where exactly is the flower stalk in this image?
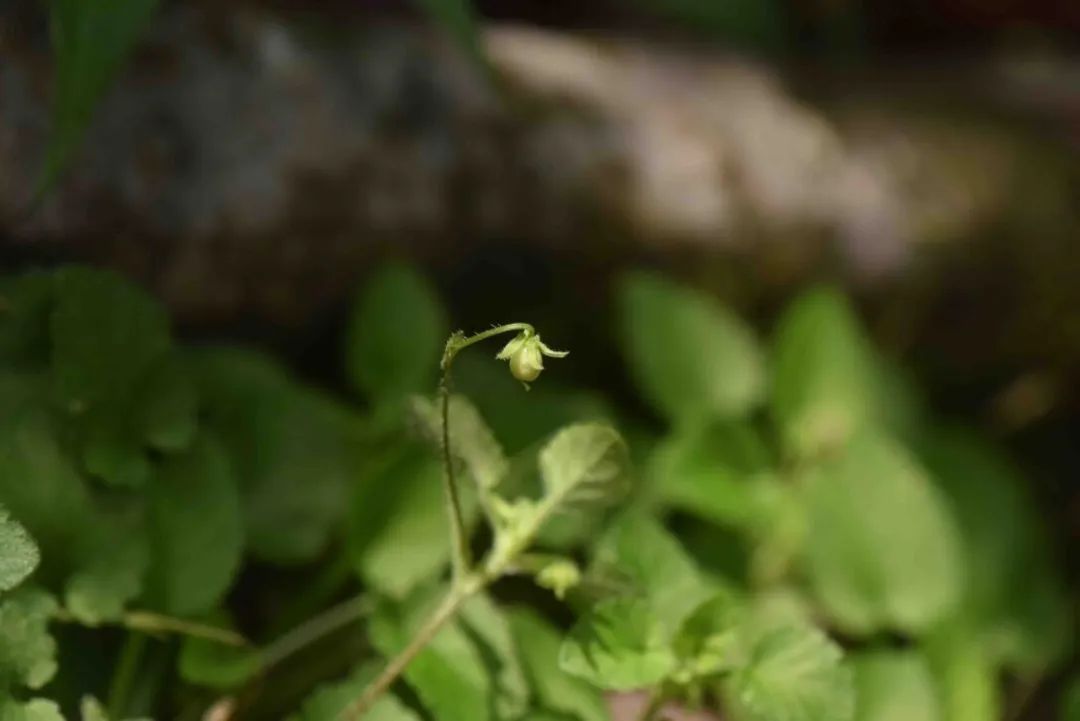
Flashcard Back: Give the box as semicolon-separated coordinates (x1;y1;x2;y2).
340;323;568;720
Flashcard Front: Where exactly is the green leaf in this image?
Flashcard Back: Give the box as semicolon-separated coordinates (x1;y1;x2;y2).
852;650;940;721
649;419;774;530
50;267;170;413
508;608;610;721
803;431;963;635
80;406;151;489
454;354;613;455
618;272;765;422
723;624;853;721
516;713;581;721
560;598;677;691
135;357;198;453
672;592;745;680
0;408;96;571
352;451;463;598
539;423;630;511
179;616;260;690
748;587;816;631
924;622;1000;721
0;506;39;592
0;698;64;721
919;430;1070;670
80;697;150;721
594;515;715;634
1062;676;1080;721
369;590;492;721
346;263;446;405
412;395;508;491
39;0;159;196
770;286;878;459
868;357;926;444
0;588;58;690
458;594;530;719
79;698;108;721
64;533;147;625
289;663;420;721
0;272;54;367
194;348;356;564
145;434;243;616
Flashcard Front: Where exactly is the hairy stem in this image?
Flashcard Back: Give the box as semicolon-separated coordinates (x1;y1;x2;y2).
439;375;472;579
440;324;534;372
437;323;533;579
344;323;537;719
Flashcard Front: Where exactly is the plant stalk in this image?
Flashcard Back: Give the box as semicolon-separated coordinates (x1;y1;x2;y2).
123;611;248;647
259;596;373;672
53;608;248;647
343;323;537;720
439;375;472;579
341;482;563;720
436;323;533;579
339;579;479;721
107;632;147;719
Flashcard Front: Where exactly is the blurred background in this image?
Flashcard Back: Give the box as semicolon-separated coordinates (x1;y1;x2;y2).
0;0;1078;719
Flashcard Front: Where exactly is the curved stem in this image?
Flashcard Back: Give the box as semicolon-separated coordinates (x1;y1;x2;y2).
438;323;534;579
440;323;533;371
343;324;536;719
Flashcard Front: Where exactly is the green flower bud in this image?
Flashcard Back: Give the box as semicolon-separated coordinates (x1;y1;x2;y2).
496;330;568;385
510;340;544;382
536;559;581;600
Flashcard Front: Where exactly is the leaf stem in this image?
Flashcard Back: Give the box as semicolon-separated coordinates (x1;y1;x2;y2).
267;553;354;637
258;595;373;672
124;611;248;647
53;608;248;647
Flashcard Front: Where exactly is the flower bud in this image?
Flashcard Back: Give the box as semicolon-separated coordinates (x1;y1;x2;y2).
496;330;568;386
536;559;581;599
509;340;544;382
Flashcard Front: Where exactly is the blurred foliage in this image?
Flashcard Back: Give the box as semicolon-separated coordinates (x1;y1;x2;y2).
34;0;484;199
38;0;159;200
0;262;1072;720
